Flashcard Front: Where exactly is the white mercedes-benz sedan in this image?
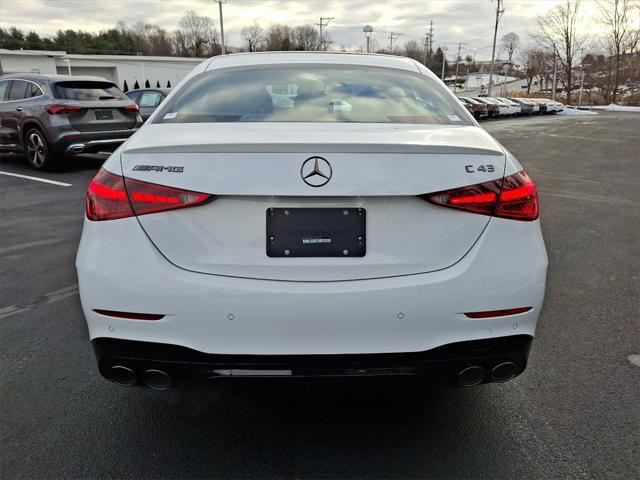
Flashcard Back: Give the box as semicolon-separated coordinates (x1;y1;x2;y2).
76;52;547;390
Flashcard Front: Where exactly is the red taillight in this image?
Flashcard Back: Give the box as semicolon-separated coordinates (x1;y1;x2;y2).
46;104;85;115
86;168;212;221
123;104;140;112
423;171;539;221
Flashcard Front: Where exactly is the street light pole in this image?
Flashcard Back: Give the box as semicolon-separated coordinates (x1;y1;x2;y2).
551;44;557;101
440;46;448;81
218;0;226;55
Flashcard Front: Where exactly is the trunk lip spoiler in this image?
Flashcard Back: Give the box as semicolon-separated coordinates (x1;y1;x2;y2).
122;144;504;156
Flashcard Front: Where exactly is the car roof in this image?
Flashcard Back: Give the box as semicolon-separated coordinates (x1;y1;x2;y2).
0;73;115;83
126;88;171;94
205;51;425;74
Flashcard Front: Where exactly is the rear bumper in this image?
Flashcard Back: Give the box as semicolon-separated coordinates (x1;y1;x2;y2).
65;138;130;155
93;335;533;389
77;214;547;357
51;129;139;155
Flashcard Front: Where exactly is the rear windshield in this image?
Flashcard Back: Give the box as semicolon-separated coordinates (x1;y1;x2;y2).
155;65;473;125
54;81;127;101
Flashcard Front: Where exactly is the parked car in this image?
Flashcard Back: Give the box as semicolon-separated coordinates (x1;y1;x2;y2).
472;97;500;118
125;88;170;121
509;98;538;115
495;97;521;116
484;97;512;117
530;98;557;114
0;73;142;170
458;98;475;116
528;99;548;114
78;52;546;391
458;96;489;120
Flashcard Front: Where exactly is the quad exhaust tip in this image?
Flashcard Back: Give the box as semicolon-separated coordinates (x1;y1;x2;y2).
143;369;172;390
491;362;517;383
457;365;485;387
109;366;137;386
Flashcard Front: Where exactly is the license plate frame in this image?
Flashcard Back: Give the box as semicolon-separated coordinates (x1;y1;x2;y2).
266;208;366;258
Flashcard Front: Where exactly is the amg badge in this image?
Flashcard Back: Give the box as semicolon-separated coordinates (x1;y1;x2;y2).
133;165;184;173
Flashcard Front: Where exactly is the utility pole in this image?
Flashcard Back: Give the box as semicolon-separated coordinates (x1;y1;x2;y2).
424;20;434;66
217;0;226;55
487;0;504;96
316;17;334;51
388;32;402;53
440;45;448;80
551;43;557;101
423;35;429;65
454;42;462;93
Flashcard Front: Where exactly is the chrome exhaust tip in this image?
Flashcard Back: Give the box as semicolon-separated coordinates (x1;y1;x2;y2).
457;365;485;387
109;366;137;386
491;362;517;383
67;144;85;154
143;369;171;390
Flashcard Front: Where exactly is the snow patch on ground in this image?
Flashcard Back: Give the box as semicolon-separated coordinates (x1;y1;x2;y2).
465;73;517;89
557;107;599;116
591;103;640;112
628;354;640;367
604;103;640;112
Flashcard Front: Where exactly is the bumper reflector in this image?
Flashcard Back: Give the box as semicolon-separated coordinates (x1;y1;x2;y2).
464;307;532;319
93;309;165;320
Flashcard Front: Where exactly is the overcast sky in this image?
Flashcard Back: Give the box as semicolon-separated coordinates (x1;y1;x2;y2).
0;0;606;61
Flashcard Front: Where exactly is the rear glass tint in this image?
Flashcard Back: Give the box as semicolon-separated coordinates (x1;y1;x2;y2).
156;65;473;125
54;81;127;101
139;91;163;108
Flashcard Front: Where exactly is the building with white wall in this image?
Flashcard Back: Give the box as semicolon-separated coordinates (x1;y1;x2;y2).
0;49;205;91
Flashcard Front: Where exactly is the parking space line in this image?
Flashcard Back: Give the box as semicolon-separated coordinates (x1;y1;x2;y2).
0;284;79;320
0;171;72;187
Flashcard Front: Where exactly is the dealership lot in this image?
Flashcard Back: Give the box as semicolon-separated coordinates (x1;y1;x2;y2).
1;112;638;478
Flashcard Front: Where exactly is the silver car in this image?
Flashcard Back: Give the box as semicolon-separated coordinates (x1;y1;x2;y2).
0;73;142;170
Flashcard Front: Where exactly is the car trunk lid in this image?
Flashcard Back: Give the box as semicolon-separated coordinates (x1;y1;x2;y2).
120;123;505;281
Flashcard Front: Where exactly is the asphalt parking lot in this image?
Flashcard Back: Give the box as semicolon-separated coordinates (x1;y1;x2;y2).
1;112;639;479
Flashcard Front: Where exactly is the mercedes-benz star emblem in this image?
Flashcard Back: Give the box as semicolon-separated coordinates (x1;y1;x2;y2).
301;156;332;187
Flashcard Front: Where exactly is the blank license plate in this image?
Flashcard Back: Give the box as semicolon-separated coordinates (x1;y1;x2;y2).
266;208;366;257
95;110;113;120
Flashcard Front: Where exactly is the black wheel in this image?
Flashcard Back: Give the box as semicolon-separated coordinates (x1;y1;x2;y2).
24;128;57;170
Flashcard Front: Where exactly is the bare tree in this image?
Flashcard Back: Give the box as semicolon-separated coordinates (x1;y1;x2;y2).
130;22;173;56
293;25;322;51
500;32;520;62
521;48;553;93
241;21;264;52
264;23;294;51
537;0;584;104
597;0;639;102
402;39;424;62
177;10;216;57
